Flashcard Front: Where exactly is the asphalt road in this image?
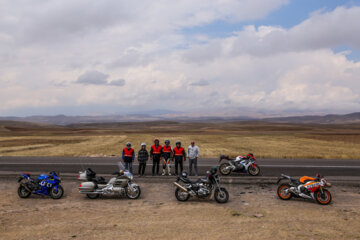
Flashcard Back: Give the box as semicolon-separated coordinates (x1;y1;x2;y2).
1;156;360;177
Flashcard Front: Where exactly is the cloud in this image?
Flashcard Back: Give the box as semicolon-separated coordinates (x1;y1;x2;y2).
189;79;210;86
76;70;109;85
109;79;126;86
0;2;360;116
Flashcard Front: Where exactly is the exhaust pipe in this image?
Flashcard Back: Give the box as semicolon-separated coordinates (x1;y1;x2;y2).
173;182;188;192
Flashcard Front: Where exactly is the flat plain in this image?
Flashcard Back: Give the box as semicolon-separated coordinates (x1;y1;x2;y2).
1;121;360;159
0;180;359;240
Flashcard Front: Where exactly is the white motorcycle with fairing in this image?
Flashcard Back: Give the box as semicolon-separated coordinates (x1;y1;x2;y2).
78;162;141;199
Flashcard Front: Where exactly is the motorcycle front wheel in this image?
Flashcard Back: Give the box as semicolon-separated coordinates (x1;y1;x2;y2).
248;165;260;176
214;187;229;204
18;185;31;198
315;189;332;205
126;185;141;199
175;188;190;202
50;185;64;199
219;163;232;175
277;184;292;200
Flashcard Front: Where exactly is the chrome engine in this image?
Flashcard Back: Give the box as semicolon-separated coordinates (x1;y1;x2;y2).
102;184;125;195
197;183;211;197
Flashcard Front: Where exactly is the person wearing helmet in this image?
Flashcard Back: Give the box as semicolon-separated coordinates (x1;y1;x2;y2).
188;141;200;176
137;142;149;177
122;142;135;174
162;139;173;176
172;140;186;175
150;138;163;176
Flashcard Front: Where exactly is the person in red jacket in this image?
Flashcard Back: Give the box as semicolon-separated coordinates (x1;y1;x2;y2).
162;139;173;176
122;142;135;174
150;138;162;176
172;140;186;175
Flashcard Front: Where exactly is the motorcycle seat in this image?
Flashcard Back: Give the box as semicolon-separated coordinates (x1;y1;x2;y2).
91;177;107;184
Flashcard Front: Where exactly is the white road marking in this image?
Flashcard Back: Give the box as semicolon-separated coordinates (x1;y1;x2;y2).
1;162;360;168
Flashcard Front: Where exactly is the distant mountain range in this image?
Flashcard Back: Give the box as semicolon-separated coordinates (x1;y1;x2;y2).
0;112;359;126
262;112;360;124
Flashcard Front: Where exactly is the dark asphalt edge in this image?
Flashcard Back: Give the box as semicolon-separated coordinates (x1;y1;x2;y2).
1;171;359;186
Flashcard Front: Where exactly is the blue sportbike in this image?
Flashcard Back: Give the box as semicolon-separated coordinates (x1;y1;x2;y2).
17;171;64;199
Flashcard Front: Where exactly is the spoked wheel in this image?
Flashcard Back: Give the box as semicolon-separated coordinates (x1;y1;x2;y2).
277;184;292;200
50;185;64;199
175;188;190;202
126;185;141;199
214;187;229;204
248;165;260;176
86;193;100;199
17;186;31;198
315;189;332;205
219;163;231;175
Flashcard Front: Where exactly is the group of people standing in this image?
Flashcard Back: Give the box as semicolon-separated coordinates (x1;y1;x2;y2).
122;139;200;176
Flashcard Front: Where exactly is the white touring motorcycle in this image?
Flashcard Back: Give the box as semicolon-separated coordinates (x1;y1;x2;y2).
78;162;141;199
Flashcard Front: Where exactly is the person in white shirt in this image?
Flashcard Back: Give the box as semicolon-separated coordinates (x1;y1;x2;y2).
188;141;200;176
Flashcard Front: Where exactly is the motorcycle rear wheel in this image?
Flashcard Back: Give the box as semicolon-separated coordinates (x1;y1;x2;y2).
126;185;141;199
214;187;229;204
277;184;292;200
219;163;231;175
86;193;100;199
315;189;332;205
175;188;190;201
248;165;260;176
50;185;64;199
18;186;31;198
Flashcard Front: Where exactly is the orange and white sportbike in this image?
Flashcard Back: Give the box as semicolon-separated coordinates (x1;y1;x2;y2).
277;174;332;205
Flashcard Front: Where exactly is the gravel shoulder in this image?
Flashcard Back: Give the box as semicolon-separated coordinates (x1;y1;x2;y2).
0;180;360;240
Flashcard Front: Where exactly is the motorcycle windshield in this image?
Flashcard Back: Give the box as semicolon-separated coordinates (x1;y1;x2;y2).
117;161;126;171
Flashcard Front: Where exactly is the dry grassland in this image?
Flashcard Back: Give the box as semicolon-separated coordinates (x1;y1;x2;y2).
0;121;360;159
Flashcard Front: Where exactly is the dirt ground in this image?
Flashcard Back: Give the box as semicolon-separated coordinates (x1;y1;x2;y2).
0;179;360;240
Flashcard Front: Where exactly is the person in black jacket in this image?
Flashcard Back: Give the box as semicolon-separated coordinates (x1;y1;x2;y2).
137;142;149;177
172;140;186;175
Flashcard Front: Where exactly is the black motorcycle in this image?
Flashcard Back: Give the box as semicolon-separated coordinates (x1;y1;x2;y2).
173;167;229;204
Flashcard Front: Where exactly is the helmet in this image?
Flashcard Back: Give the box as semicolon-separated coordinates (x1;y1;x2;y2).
164;139;170;144
141;142;146;146
154;138;159;143
247;153;254;157
181;171;188;178
126;142;131;147
210;166;217;175
175;140;181;145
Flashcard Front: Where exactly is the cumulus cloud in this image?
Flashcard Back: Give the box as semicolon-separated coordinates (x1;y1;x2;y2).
76;71;126;87
109;79;126;86
0;1;360;116
76;70;109;85
189;79;210;86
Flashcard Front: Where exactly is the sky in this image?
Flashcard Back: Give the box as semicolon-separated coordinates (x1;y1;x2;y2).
0;0;360;117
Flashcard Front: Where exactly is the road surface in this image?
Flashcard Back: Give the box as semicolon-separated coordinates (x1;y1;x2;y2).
0;156;359;177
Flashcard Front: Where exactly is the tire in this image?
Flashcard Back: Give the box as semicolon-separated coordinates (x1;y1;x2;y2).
175;188;190;202
248;165;260;176
86;193;100;199
17;185;31;198
214;187;229;204
315;189;332;205
219;163;231;175
126;185;141;199
277;184;292;200
50;185;64;200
